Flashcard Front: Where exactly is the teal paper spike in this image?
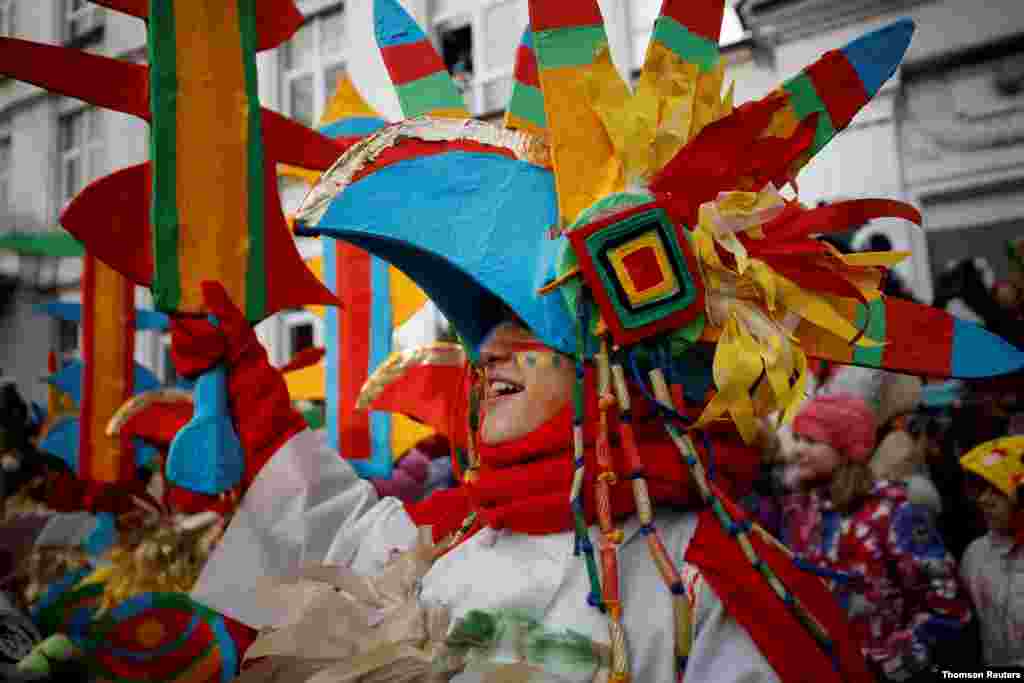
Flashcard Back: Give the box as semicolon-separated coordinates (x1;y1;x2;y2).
165;318;243;495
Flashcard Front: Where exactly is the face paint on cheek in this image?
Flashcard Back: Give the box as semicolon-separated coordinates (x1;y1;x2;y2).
513;350;559;372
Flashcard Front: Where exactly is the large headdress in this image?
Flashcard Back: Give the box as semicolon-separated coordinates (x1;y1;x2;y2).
293;1;1024;679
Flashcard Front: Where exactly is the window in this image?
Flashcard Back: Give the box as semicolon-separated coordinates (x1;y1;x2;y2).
0;0;15;38
0;136;10;212
435;2;520;116
437;17;474;112
282;309;323;362
63;0;104;46
280;6;346;127
160;335;178;387
290;321;315;354
58;107;104;207
57;318;79;359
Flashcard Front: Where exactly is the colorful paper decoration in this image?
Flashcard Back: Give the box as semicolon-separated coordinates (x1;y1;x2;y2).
504;27;547;136
375;0;469;119
281;73;435;476
960;436;1024;499
0;1;348;496
357;343;469;449
36;254;162;483
529;1;620;226
34;585;244;683
567;201;705;345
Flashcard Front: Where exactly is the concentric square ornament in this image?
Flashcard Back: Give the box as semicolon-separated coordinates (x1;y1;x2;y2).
567;201;705;346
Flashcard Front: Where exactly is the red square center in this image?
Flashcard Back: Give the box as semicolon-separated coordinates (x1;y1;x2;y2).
622;246;664;292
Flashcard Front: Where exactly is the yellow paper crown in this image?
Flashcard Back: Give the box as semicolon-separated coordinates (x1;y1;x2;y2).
960;435;1024;498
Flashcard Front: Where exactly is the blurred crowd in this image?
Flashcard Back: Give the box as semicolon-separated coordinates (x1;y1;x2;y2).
735;237;1024;678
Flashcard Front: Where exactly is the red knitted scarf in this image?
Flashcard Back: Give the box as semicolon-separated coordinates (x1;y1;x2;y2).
405;369;758;542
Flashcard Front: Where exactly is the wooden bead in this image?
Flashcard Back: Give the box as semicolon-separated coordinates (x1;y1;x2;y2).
600;545;620;603
632;478;653;524
646;530;682;588
618;422;643;474
673;595;692;659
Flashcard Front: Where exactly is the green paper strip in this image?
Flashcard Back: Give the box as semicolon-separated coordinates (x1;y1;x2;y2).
782;74;836;156
852;298;886;367
395;71;466;118
507;82;547;129
239;0;266;321
148;0;181;312
534;25;608;70
652;17;720;72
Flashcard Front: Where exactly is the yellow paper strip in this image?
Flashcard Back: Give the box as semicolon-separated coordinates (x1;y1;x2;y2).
90;258;131;483
175;2;250;314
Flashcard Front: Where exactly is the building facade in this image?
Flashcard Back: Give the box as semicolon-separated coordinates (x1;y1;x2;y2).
0;0;1021;404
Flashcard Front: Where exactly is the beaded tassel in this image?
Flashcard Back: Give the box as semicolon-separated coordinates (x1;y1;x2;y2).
596;338;629;683
463;369;483;485
571;298;603;609
646;368;834;656
610;357;692;679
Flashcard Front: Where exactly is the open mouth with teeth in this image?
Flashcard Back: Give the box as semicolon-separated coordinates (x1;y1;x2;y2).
487;378;525;400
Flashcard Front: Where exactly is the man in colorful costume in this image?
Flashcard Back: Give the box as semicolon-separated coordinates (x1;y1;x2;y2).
174;2;1024;682
5;0;1024;680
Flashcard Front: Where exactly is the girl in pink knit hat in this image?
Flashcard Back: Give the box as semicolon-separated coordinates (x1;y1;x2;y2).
781;393;973;682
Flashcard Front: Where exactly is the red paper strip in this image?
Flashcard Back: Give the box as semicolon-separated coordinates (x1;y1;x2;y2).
805;50;869;131
514;43;541;88
658;0;725;43
529;1;604;31
337;242;373;460
381;40;450;85
881;297;954;377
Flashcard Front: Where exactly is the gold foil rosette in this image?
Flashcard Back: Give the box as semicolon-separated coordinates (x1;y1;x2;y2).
234;527;464;683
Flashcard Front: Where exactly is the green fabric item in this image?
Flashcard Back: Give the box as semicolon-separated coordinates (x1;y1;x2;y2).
446;608;607;678
148;0;182;313
534;25;609;70
652;16;720;72
238;0;266;322
0;231;84;257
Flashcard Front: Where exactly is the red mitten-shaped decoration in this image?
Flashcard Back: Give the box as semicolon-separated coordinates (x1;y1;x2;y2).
170;282;306;492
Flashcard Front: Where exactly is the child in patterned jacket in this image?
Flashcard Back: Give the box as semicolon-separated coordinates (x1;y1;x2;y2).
781;393;973;681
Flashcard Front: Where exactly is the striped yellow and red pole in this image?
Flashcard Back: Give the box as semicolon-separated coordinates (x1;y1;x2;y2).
79;253;137;484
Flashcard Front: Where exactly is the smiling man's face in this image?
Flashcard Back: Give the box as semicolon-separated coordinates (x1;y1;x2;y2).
478;322;575;445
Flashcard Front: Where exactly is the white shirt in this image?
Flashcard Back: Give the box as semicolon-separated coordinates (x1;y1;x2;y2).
960;532;1024;666
192;428;780;682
